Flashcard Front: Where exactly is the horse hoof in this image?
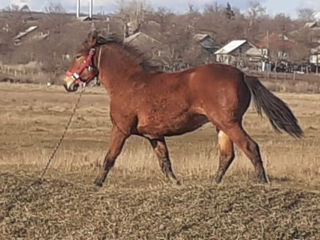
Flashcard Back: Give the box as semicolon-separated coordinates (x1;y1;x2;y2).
212;174;223;184
258;174;270;184
214;177;222;184
257;178;269;185
94;178;103;187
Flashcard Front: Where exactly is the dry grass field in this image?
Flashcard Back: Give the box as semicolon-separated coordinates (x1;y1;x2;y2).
0;82;320;239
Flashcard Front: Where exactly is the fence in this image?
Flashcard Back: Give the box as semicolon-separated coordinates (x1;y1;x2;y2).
246;71;320;93
0;62;62;84
248;71;320;82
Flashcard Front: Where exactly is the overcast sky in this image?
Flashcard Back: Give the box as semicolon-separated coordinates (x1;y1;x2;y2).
1;0;320;18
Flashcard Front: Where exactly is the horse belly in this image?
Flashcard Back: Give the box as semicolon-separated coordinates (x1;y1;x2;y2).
137;112;209;137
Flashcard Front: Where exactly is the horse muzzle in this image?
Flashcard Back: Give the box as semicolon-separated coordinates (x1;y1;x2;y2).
63;77;80;92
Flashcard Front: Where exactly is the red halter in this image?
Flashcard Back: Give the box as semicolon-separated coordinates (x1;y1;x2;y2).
66;48;96;84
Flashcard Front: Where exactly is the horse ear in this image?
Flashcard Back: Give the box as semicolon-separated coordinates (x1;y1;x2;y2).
87;30;98;47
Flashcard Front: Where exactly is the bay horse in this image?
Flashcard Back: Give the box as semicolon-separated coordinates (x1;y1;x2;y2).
64;31;303;187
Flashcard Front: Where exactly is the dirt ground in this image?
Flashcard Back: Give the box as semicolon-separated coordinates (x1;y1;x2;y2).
0;82;320;239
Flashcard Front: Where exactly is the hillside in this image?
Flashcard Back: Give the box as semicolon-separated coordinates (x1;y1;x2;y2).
1;7;320;85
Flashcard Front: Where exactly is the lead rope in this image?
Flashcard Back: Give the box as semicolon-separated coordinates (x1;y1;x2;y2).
1;87;85;215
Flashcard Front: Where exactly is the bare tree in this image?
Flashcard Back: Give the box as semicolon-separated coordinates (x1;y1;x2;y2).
115;0;152;37
44;2;66;14
203;2;221;14
247;0;266;26
272;14;294;34
225;2;235;20
244;1;267;41
297;8;315;22
153;7;174;33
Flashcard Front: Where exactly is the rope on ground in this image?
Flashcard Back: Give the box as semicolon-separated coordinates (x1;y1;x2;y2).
2;87;85;215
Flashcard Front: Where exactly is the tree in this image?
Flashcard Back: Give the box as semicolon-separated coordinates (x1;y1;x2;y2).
203;2;220;14
297;8;315;22
153;7;173;33
247;0;266;26
115;0;151;23
245;1;267;41
273;14;293;34
225;2;235;20
44;2;66;14
115;0;152;37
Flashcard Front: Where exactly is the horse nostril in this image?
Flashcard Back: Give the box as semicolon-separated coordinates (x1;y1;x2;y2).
72;82;80;91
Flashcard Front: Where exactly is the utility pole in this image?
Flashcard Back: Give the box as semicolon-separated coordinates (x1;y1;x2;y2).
76;0;80;18
89;0;93;19
316;52;319;74
76;0;93;19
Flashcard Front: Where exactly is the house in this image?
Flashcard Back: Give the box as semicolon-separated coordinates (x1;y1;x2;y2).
310;45;320;65
215;40;261;69
304;22;320;29
124;31;163;55
193;34;217;54
257;33;297;61
313;12;320;21
14;25;38;45
124;32;169;67
303;22;320;44
192;33;217;64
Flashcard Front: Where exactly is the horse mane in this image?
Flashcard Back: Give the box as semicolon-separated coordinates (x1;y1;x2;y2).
83;33;159;72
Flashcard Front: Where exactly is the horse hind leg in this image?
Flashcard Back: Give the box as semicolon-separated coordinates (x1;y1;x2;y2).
215;130;235;183
149;137;181;185
222;123;269;183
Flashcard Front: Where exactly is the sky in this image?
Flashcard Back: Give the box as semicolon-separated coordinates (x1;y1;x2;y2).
1;0;320;18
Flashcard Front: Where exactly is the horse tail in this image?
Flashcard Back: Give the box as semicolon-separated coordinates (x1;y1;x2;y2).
244;75;303;138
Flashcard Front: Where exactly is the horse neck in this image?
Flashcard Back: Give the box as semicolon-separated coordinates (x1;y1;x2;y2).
97;45;146;95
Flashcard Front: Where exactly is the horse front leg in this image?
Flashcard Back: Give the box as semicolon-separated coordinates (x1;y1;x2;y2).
94;125;128;187
149;137;181;185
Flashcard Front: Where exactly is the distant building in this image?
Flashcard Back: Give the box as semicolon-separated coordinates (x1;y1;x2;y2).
124;32;162;54
215;40;262;69
193;34;217;54
257;33;296;61
310;45;320;65
14;25;38;45
192;33;217;64
304;22;320;44
313;12;320;21
304;22;320;29
124;32;169;67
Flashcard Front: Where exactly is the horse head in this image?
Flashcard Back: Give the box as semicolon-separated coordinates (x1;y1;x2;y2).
64;31;99;92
